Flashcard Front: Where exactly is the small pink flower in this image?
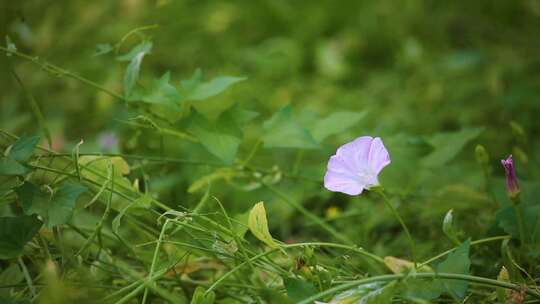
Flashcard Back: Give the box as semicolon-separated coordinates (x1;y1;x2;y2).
98;132;118;151
324;136;391;195
501;154;520;198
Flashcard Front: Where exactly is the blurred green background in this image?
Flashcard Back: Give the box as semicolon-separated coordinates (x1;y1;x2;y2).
2;0;540;264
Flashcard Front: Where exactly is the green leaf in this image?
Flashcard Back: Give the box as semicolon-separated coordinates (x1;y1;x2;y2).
259;288;293;304
360;281;397;303
79;156;130;180
496;206;519;238
93;43;113;57
0;135;38;176
525;205;540;245
422;128;483;167
436;239;471;299
190;286;215;304
312;111;366;142
0;263;25;300
182;70;246;101
15;182;49;216
384;256;432;274
0;297;30;304
396;241;472;300
248;202;279;248
0;215;42;259
112;195;152;234
323;282;397;303
116;41;153;61
5;35;17;56
0;177;18;203
232;210;250;239
180;68;203;92
227;104;259;125
78;156;136;211
284;277;318;302
9;135;40;163
47;182;87;228
263;105;320;149
496;204;540;244
124;54;146;97
121;41;152;97
128;71;181;109
189;111;242;164
401;279;442;301
128;72;183;121
0;263;24;287
0;157;28;176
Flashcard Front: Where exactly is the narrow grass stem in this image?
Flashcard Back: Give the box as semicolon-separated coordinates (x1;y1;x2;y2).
213;197;258;276
10;69;52;147
1;130;320;189
142;219;170;304
39;152;223;166
241;139;262;167
76;166;114;257
205;241;385;295
114;284;146;304
100;278;142;301
0;46;124;101
18;258;36;297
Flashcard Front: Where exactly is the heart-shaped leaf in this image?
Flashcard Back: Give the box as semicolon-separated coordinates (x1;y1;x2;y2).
0;215;42;259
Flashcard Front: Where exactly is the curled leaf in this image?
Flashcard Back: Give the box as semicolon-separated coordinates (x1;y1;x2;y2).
384;256;432;274
496;266;510;303
248;202;279;249
119;41;153;97
442;209;461;245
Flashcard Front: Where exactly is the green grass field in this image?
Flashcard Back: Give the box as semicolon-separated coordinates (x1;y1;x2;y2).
1;1;540;303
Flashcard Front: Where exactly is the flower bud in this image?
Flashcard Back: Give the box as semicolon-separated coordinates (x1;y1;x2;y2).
501;155;520;201
475;145;489;165
510;121;526;144
496;266;510;304
497;266;509;282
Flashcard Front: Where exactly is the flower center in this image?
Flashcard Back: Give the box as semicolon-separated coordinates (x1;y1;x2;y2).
357;169;374;184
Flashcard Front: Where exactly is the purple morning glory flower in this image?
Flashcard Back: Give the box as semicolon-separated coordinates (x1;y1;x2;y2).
501;154;520;198
324;136;391;195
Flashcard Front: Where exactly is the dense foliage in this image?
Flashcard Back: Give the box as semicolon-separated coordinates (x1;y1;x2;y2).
1;1;540;303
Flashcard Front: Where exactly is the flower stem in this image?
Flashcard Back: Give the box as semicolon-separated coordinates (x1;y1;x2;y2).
512;201;527;247
375;190;417;266
263;183;354;246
